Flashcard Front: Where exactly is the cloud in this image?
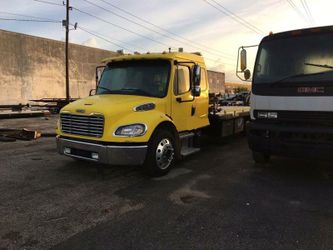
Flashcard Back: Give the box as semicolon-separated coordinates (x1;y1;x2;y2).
82;37;98;48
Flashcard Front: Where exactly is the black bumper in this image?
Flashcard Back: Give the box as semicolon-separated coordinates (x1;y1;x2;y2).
247;121;333;159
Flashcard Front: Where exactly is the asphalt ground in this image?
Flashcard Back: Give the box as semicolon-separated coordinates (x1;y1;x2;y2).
0;117;332;249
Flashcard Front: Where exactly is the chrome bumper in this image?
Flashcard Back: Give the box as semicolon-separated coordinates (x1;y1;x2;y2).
56;137;147;165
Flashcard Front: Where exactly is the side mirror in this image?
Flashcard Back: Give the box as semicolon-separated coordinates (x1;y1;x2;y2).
240;48;247;72
89;89;96;96
95;66;105;87
192;64;201;86
192;86;201;97
192;64;201;97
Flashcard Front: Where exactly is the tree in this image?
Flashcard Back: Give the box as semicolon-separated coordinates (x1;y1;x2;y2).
234;87;249;93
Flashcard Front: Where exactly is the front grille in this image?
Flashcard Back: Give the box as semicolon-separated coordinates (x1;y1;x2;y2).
60;113;104;138
277;111;333;122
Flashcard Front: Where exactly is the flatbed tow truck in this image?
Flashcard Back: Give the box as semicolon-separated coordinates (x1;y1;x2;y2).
56;51;249;176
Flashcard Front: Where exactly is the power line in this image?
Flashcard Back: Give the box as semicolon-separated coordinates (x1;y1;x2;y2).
80;0;178;44
76;23;234;65
0;11;60;22
32;0;64;7
77;25;234;67
77;25;134;52
0;17;61;23
89;0;234;58
73;6;231;63
209;0;265;34
78;27;146;51
72;7;171;49
300;0;314;24
79;0;233;59
202;0;265;35
286;0;309;23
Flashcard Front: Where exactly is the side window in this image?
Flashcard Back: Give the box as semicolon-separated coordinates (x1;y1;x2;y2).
201;69;207;90
174;65;190;95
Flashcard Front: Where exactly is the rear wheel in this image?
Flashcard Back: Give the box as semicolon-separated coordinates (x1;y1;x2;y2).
252;151;270;164
143;129;175;176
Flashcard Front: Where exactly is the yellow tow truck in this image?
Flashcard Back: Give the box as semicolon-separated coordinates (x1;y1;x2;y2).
56;51;249;176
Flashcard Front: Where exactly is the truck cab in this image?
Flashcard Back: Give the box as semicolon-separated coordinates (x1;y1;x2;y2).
238;26;333;163
56;52;209;176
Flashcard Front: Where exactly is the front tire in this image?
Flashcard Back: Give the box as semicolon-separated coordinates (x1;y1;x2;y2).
143;129;176;177
252;151;270;164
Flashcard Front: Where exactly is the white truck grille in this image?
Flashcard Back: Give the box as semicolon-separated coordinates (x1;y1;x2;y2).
60;113;104;138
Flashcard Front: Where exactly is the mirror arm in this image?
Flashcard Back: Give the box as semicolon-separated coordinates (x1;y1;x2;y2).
95;65;106;87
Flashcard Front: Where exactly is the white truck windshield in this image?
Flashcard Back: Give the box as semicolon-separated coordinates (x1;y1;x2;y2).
253;33;333;85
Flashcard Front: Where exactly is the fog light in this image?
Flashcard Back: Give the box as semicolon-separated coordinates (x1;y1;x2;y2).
91;152;99;160
64;147;71;154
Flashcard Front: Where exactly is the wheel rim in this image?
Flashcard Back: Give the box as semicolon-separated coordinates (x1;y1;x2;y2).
155;138;174;170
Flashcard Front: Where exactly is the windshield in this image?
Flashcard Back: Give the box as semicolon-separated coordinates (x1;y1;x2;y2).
97;60;171;98
253;33;333;84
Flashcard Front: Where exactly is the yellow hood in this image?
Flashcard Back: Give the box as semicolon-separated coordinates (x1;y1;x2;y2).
62;94;166;117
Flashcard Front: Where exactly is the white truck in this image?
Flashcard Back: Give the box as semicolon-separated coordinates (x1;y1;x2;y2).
238;25;333;163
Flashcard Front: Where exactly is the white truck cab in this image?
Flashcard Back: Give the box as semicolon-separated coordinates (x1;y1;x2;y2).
238;25;333;162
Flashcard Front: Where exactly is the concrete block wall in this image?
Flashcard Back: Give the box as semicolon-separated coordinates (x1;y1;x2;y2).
0;29;116;105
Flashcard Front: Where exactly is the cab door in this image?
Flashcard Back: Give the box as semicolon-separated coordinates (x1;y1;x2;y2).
192;67;209;128
171;65;194;132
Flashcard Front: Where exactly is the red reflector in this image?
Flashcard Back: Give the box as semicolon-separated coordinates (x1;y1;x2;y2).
310;28;321;33
291;30;302;35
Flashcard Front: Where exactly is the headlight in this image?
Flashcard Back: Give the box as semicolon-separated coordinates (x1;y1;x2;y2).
257;111;268;119
114;123;147;137
267;112;278;119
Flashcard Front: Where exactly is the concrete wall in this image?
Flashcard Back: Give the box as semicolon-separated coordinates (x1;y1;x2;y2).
0;29;116;105
207;70;225;94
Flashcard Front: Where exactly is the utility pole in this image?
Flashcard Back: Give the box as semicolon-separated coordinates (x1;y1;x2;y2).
65;0;70;102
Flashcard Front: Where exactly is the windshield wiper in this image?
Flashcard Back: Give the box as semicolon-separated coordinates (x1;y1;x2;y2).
97;86;114;93
270;71;328;87
304;62;333;69
120;88;153;96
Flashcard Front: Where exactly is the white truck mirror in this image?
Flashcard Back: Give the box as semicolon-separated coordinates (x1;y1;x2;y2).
240;48;247;72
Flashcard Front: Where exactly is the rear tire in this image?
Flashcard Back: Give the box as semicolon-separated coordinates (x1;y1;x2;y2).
252;151;270;164
143;129;176;177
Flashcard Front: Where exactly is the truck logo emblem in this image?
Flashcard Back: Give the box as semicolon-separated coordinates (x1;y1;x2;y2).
76;109;86;113
297;87;325;94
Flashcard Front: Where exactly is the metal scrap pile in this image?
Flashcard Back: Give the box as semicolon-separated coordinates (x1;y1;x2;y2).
0;129;41;142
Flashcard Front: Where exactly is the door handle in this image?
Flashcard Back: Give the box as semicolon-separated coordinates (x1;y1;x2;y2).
176;97;195;103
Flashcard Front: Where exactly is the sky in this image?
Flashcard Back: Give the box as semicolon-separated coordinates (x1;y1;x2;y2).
1;0;332;82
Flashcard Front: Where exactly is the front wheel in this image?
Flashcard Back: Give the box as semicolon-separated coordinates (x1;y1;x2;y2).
143;129;176;177
252;151;270;164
